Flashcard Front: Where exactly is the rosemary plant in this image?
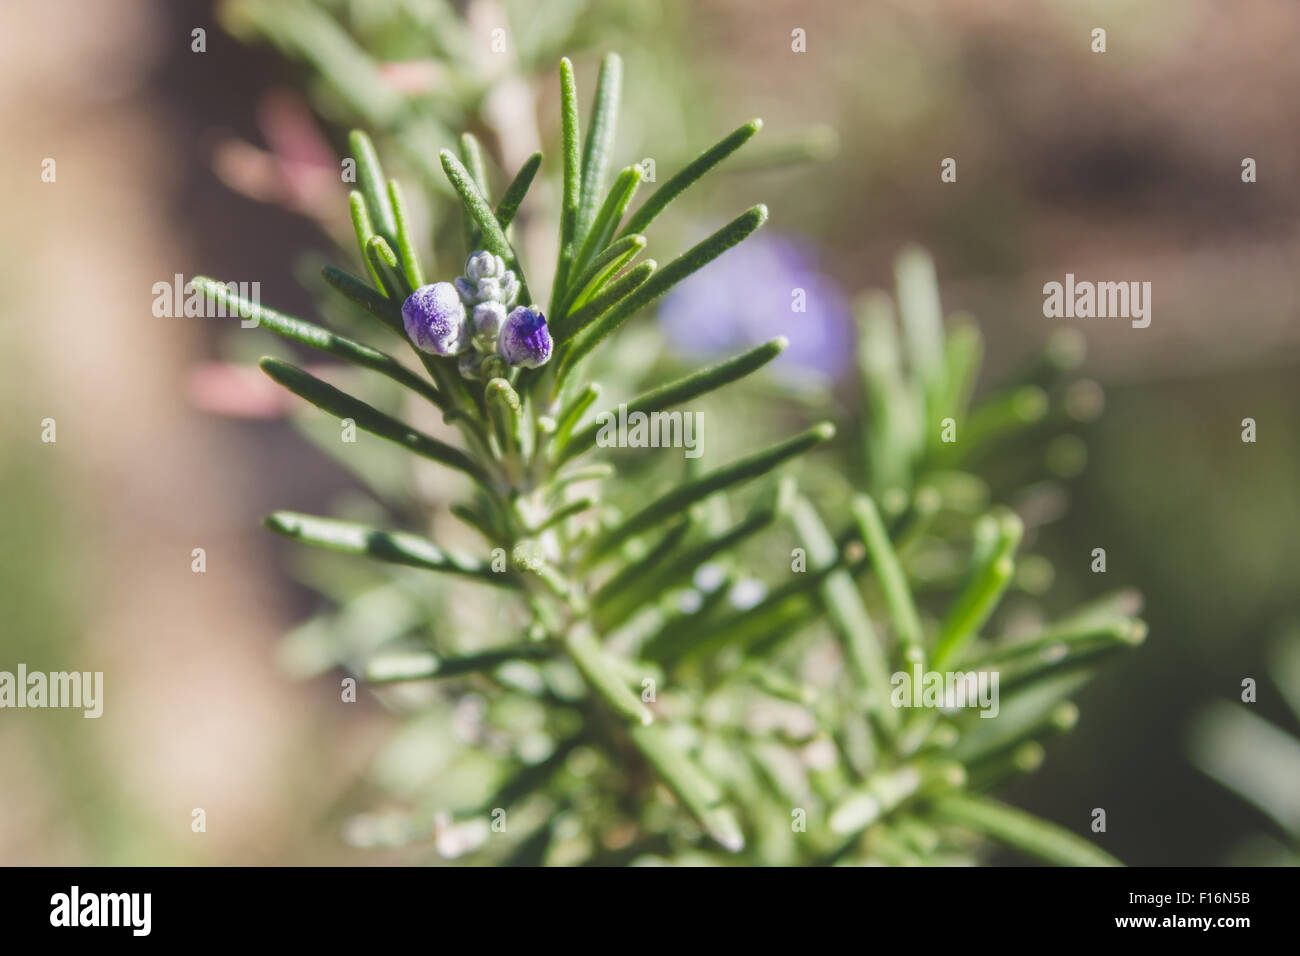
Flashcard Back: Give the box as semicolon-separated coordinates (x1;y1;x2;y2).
196;55;1141;865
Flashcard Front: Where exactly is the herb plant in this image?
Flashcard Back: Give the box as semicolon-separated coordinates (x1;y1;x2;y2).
196;53;1141;865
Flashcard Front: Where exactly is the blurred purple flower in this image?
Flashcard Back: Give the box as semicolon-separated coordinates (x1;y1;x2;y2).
659;234;853;381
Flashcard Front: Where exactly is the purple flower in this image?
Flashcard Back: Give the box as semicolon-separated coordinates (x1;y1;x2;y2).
658;234;853;382
403;282;467;355
498;307;552;368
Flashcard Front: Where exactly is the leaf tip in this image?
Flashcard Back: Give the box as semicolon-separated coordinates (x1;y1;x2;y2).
1125;619;1149;646
263;512;294;535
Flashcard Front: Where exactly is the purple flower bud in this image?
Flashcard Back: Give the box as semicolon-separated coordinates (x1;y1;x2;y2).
453;277;477;306
498;272;520;307
403;282;466;355
498;307;553;368
471;301;507;352
465;251;506;282
456;251;520;307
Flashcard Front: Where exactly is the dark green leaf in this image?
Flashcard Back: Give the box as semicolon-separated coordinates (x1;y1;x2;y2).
558;205;768;384
790;494;895;726
386;179;425;289
495;152;542;231
581;422;833;567
321;265;403;334
265;511;512;585
549;57;583;315
577;53;623;241
561;337;787;464
927;793;1122;866
439;149;531;304
349;130;398;247
567;166;642;306
191;277;442;409
259;357;490;485
365;643;547;682
619;119;762;237
553;259;655;343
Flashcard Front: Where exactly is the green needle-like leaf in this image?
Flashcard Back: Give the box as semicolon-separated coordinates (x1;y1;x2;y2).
950;672;1090;764
857;295;921;497
927;793;1122;866
851;494;924;653
485;377;524;457
570;166;640;291
365;643;546;682
563;625;653;725
559;233;645;321
948;385;1049;462
349;191;385;289
938;321;984;425
895;245;945;422
321;265;403;334
458;132;490;249
265;511;512;586
1188;701;1300;837
553;260;654;343
829;764;928;836
451;501;505;544
550;382;601;454
619;119;762;237
365;235;410;300
789;495;895;729
559;205;768;383
648;567;822;665
458;132;490;196
582;422;833;567
386;179;426;289
588;518;691;613
439;149;531;304
550;57;583;316
629;723;745;852
495;151;542;231
259;358;490;485
577;53;623;241
967;618;1147;672
994;624;1146;691
349;130;398;248
932;511;1023;668
191;277;443;409
530;496;595;535
561;337;787;465
594;487;788;630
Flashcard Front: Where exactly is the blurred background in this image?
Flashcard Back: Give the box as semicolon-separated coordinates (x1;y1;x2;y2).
1;0;1297;865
